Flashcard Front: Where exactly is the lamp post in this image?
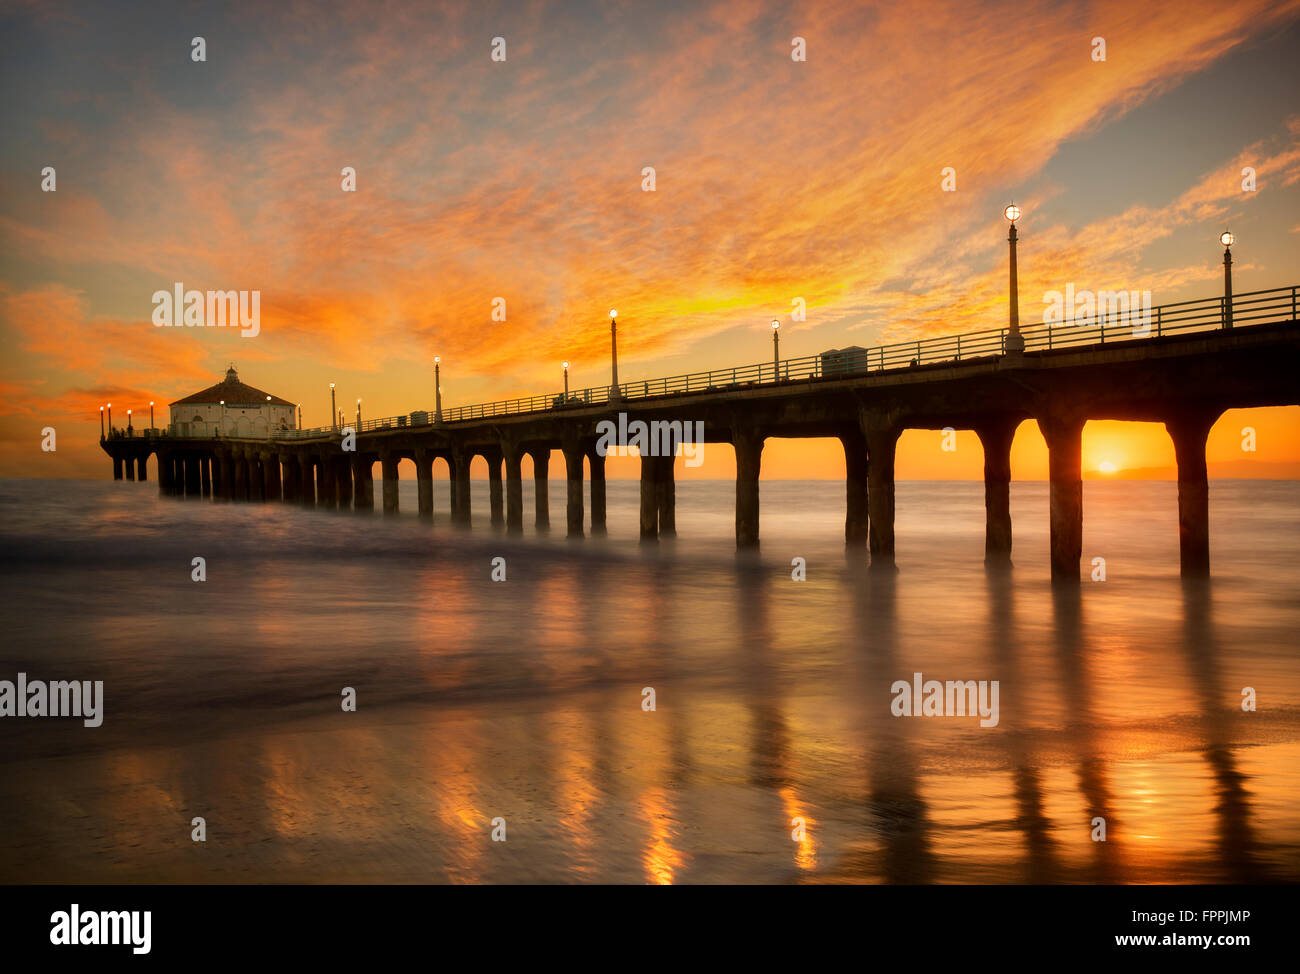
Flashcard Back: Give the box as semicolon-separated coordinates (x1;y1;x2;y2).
609;309;621;399
330;383;337;431
1221;231;1234;330
149;401;154;432
127;409;133;435
356;398;362;426
100;406;105;439
1004;204;1024;354
563;361;570;400
219;400;225;436
434;357;443;423
107;403;112;437
297;403;302;430
772;319;781;379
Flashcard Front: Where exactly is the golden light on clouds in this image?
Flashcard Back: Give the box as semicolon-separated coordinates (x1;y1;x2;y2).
1;0;1298;478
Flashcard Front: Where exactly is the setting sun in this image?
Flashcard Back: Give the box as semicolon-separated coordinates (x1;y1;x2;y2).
1099;460;1118;474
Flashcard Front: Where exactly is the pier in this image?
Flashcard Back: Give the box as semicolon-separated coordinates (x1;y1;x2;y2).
101;285;1300;582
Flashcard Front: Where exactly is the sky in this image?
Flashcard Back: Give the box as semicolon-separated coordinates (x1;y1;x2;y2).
1;0;1298;481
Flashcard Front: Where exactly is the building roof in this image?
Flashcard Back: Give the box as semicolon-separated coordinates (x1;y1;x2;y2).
170;367;294;407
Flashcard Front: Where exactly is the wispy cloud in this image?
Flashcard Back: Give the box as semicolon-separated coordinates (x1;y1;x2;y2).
1;0;1297;475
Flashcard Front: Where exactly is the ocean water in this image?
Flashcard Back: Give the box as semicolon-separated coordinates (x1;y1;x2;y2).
0;476;1297;884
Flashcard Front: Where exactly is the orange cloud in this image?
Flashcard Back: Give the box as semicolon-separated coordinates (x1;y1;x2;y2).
1;0;1298;477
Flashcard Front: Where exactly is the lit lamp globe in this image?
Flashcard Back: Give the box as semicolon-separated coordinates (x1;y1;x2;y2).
772;319;780;330
1220;231;1234;247
1004;204;1021;224
609;309;617;319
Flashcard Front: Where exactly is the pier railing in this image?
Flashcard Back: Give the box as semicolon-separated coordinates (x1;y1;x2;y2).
269;284;1297;440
